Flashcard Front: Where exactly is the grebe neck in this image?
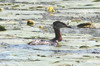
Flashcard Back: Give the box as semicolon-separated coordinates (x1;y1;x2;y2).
52;28;62;42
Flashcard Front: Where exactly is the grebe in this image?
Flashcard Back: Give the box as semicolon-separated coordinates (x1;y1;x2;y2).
28;21;71;46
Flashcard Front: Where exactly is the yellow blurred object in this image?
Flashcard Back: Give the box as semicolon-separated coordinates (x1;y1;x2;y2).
0;8;4;12
39;25;44;29
27;20;35;26
47;6;56;13
71;19;82;23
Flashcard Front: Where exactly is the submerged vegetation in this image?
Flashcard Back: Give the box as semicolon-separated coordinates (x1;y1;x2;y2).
0;25;6;31
27;20;35;26
12;5;20;8
77;23;95;28
94;0;100;2
85;4;93;6
80;46;90;48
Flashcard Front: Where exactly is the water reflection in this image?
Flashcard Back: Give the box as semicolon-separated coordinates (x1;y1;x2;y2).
2;44;100;54
61;28;100;37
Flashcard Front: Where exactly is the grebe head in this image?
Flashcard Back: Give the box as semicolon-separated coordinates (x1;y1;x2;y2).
53;21;71;29
52;21;71;42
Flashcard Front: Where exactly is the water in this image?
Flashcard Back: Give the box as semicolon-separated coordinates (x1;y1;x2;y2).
0;0;100;66
61;28;100;37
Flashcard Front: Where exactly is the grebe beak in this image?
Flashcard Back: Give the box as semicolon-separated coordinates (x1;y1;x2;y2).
66;26;71;28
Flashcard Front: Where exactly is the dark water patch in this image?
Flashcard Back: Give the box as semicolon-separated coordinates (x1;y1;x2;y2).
0;58;40;62
95;45;100;47
4;44;32;49
44;49;100;54
37;54;46;57
3;44;51;50
0;18;4;21
0;42;10;48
